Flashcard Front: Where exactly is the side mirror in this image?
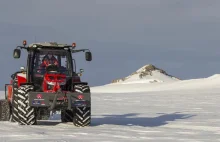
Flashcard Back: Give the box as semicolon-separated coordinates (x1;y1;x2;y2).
85;52;92;61
13;49;21;59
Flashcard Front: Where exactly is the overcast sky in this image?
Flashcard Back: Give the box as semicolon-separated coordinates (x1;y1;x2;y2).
0;0;220;89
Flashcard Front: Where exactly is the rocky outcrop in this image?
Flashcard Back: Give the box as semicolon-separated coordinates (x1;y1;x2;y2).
111;64;180;83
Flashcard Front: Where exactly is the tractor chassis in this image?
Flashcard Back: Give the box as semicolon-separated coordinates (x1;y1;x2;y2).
5;83;90;110
28;91;91;111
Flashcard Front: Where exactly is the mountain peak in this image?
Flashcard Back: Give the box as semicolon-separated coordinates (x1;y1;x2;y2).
111;64;180;84
136;64;158;72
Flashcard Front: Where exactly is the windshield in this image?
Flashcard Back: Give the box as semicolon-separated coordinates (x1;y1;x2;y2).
33;49;72;76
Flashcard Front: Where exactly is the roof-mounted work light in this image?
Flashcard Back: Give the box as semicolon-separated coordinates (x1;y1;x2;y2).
23;40;27;46
72;43;76;48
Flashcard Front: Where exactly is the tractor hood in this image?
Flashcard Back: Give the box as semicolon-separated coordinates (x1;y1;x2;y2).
17;73;27;87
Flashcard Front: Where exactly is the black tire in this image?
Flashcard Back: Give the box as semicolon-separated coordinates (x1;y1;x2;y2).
73;85;91;127
0;100;10;121
17;85;37;125
61;109;73;122
74;84;90;94
10;77;19;122
73;107;91;127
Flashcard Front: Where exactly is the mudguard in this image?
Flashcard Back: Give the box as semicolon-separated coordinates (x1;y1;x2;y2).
4;84;12;101
72;82;88;85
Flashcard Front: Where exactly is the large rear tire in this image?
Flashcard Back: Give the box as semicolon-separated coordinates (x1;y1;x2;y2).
73;85;91;127
0;100;10;121
17;85;37;125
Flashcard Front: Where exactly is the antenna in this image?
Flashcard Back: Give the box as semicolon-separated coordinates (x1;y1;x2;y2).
34;36;36;42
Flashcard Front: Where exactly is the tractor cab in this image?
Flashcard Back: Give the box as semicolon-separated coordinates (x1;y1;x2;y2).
12;41;92;92
32;49;72;92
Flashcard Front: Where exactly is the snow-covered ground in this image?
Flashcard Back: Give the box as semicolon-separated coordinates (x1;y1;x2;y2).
1;72;220;141
91;74;220;93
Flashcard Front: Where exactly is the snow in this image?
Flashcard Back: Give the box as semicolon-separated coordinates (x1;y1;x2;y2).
1;73;220;141
91;74;220;93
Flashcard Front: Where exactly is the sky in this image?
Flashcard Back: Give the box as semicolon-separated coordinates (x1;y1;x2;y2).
0;0;220;89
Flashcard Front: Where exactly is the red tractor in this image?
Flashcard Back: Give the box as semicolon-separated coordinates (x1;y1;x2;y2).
0;41;92;127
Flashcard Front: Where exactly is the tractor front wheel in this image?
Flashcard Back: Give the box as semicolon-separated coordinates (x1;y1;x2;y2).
73;85;91;127
17;85;37;125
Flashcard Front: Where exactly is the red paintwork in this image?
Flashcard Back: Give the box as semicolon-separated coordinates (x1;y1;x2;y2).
7;74;27;102
5;80;13;102
17;74;27;87
77;94;84;99
11;72;82;98
42;72;66;93
7;85;12;102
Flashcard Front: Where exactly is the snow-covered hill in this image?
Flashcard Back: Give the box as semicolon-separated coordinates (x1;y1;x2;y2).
111;64;179;84
91;74;220;93
91;64;220;93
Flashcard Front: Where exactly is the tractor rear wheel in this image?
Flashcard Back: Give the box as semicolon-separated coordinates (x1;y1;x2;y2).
17;85;37;125
0;100;10;121
73;85;91;127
